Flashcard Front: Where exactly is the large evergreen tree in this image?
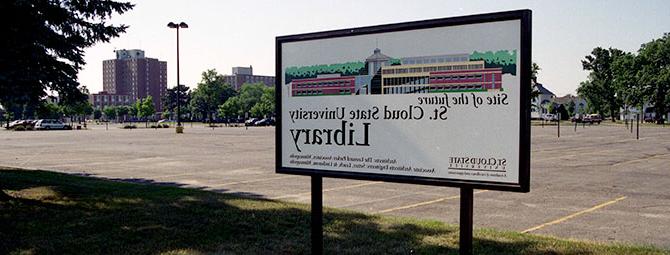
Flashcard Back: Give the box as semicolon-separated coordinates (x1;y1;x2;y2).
0;0;133;201
0;0;133;118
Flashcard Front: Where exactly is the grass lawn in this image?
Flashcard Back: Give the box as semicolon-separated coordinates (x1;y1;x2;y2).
1;168;667;255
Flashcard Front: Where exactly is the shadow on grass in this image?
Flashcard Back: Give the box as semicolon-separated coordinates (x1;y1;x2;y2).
0;169;652;255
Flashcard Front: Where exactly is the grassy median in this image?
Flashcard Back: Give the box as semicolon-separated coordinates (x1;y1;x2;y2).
0;168;667;255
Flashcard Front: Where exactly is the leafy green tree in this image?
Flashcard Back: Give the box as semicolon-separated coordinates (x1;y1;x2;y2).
161;84;190;120
190;70;236;122
36;101;62;119
546;103;556;114
61;100;93;124
567;101;576;117
128;104;137;119
238;83;267;115
93;108;102;120
116;105;131;122
578;79;604;115
612;51;642;120
103;106;117;121
136;96;156;127
218;96;242;118
580;47;623;121
530;62;541;103
250;87;275;118
637;33;670;124
0;0;134;122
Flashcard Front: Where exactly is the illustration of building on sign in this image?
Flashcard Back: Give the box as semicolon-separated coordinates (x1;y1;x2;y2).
285;48;515;97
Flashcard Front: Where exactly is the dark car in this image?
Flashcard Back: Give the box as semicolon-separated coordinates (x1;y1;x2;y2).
582;114;602;124
8;119;36;129
254;118;275;126
244;118;259;126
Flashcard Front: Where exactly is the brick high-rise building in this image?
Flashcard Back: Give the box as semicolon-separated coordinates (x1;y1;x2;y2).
102;49;167;111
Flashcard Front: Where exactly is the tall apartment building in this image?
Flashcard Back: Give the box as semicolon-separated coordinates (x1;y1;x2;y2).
101;49;167;111
222;66;275;90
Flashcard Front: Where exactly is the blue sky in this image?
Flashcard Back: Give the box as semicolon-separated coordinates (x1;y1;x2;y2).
78;0;670;96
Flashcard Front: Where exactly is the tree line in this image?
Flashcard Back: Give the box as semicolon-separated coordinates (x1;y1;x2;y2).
578;33;669;124
160;69;275;123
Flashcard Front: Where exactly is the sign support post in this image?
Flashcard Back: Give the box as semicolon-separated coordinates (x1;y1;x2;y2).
557;113;561;138
311;175;324;255
459;188;474;255
636;114;640;140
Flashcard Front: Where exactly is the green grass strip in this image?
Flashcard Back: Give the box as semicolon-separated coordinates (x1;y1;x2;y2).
0;168;667;255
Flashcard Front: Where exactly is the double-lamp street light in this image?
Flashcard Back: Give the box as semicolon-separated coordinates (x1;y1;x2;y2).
167;21;188;133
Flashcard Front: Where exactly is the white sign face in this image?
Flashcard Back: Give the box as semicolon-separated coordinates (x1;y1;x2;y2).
277;11;531;191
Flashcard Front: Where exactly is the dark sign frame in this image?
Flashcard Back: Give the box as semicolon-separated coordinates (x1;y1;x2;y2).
276;10;531;192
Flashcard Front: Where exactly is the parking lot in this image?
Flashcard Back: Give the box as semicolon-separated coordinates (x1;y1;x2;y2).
1;123;669;248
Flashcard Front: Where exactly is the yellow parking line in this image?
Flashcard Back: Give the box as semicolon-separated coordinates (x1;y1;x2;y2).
521;196;627;233
376;190;489;214
271;181;381;200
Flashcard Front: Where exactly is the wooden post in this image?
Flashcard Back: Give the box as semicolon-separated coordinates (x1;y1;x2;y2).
460;188;474;255
557;113;560;138
311;176;323;254
636;114;640;140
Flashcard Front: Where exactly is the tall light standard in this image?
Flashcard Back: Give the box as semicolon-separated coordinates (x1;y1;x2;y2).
167;21;188;133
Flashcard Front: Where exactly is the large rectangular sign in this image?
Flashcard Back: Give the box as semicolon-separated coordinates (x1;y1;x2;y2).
276;10;531;192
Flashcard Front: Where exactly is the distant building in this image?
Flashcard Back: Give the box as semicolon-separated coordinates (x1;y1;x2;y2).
222;66;275;90
89;91;134;109
102;49;167;111
531;83;555;119
552;95;588;116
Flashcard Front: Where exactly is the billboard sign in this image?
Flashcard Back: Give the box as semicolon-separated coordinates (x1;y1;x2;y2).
276;10;531;192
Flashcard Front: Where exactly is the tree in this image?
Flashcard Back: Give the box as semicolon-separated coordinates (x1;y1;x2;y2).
36;101;63;119
0;0;134;119
530;62;542;107
103;106;117;121
238;83;268;115
580;47;623;121
250;87;275;118
62;100;93;123
116;105;131;122
161;84;190;120
128;104;137;119
136;96;155;127
567;101;576;117
218;96;242;118
638;33;670;124
93;108;102;120
190;70;236;122
611;51;642;121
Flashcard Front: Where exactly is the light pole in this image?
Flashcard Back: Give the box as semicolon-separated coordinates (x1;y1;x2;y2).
167;21;188;133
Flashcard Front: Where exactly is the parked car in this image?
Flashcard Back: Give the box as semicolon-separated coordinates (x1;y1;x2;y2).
570;114;583;123
35;119;71;130
644;115;655;123
542;114;558;121
582;114;602;124
244;118;259;126
254;118;275;126
7;119;35;129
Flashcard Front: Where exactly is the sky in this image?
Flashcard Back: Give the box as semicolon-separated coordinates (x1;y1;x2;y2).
78;0;670;97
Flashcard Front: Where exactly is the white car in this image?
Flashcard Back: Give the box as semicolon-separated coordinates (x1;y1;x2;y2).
35;119;71;130
542;114;558;121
